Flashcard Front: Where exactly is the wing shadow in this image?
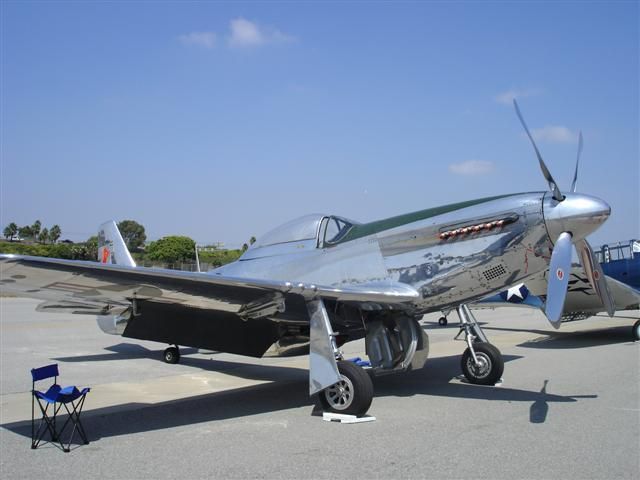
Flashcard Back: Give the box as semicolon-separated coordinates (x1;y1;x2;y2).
482;325;635;349
53;343;203;362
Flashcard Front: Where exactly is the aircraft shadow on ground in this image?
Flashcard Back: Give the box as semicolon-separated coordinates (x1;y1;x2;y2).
2;353;597;445
54;343;204;363
374;354;595;424
481;325;636;349
422;321;489;330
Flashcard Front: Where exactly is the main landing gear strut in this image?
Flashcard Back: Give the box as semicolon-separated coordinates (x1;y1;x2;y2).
308;299;373;417
454;304;504;385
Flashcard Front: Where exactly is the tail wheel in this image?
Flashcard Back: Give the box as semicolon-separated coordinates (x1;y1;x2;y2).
318;361;374;416
438;316;448;326
163;346;180;364
460;342;504;385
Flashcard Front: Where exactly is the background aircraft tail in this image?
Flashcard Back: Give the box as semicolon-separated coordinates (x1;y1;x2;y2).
97;221;136;267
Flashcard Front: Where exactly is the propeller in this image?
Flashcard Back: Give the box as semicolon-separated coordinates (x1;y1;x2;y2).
513;100;615;327
514;100;564;201
546;232;572;327
575;238;615;316
570;131;583;193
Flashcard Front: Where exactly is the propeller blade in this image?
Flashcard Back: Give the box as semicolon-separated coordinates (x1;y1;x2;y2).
513;99;564;201
575;238;616;316
570;131;583;193
545;232;573;327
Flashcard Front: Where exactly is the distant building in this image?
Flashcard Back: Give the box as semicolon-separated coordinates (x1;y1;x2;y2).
197;242;225;252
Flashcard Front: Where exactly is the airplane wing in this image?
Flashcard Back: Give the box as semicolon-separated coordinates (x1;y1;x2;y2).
0;254;419;357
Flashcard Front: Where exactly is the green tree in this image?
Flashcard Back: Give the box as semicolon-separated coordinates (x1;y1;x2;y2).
18;226;32;241
31;220;42;242
39;228;49;244
49;225;61;243
198;248;243;267
117;220;147;251
84;235;99;261
146;236;196;263
3;222;18;241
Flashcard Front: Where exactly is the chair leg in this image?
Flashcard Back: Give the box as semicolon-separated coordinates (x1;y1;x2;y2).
57;396;89;451
31;401;64;451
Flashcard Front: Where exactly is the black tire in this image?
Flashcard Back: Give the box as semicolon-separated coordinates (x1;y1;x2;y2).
164;346;180;364
318;361;374;417
438;316;448;326
460;342;504;385
633;320;640;342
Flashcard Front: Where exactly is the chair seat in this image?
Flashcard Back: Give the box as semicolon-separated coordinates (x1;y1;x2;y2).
34;384;62;404
34;385;90;404
58;386;90;403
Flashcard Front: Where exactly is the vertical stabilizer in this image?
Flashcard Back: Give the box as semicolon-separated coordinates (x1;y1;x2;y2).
97;221;136;267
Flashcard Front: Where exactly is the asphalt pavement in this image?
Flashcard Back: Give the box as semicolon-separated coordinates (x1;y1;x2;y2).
1;297;638;479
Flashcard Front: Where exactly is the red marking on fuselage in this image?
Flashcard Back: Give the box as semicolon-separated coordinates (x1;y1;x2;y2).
101;248;110;263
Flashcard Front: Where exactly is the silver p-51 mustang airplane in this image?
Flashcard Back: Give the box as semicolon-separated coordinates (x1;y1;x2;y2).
0;102;616;417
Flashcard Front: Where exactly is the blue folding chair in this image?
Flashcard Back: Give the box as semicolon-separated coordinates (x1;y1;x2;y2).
31;364;90;452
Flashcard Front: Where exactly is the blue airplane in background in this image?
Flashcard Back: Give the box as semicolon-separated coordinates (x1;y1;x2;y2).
598;241;640;291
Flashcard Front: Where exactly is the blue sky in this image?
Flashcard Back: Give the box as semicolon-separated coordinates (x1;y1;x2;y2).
2;1;638;248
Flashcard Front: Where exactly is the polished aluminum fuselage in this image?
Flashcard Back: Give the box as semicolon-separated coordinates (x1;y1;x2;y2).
214;192;557;313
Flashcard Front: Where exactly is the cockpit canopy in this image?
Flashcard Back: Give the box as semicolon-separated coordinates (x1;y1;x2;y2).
250;213;358;251
252;214;325;249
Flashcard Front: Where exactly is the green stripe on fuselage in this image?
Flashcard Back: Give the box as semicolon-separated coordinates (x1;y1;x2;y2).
338;193;522;244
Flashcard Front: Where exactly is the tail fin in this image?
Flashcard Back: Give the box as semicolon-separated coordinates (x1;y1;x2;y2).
97;221;136;267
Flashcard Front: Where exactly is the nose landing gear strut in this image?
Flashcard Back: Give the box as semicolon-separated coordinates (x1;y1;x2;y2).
455;304;504;385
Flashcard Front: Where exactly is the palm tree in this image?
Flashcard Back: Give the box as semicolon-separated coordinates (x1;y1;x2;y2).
49;225;61;243
39;228;49;244
18;226;32;241
31;220;42;242
3;222;18;241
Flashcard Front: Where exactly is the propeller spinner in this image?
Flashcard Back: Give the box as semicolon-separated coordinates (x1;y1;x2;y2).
513;100;616;327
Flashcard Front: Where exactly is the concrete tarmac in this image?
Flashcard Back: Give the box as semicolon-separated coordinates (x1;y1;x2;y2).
1;297;638;479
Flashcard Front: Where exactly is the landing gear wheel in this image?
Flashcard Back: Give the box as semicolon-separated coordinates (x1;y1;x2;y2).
438;316;448;326
633;320;640;342
460;342;504;385
163;346;180;364
318;361;374;417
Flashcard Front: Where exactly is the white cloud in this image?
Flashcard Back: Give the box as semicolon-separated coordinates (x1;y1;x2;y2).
531;125;576;143
228;18;294;48
449;160;495;175
495;88;541;105
178;31;216;49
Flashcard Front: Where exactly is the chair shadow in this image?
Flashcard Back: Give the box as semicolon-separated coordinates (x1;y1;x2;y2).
2;352;597;444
